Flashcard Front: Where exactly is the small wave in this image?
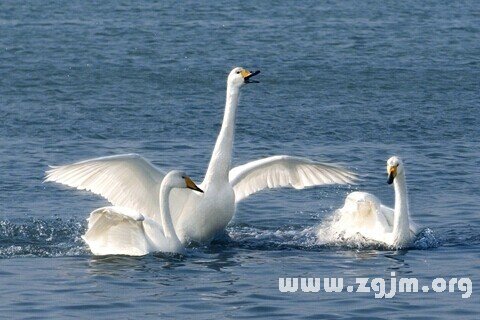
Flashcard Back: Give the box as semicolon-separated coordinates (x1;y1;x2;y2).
0;218;88;258
220;223;440;252
223;224;320;251
0;217;472;258
413;228;440;249
316;227;439;251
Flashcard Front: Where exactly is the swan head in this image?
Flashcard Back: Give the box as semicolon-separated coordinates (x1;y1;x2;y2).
166;170;203;193
227;67;260;88
387;156;403;184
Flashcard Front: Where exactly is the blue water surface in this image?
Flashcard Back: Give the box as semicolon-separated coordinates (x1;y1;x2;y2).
0;1;479;319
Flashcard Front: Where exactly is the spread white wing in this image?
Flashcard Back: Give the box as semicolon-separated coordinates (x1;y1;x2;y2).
229;155;357;202
45;154;166;218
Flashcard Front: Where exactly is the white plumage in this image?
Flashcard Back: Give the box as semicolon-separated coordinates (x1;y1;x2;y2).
319;156;420;249
229;156;356;202
80;171;200;256
84;206;149;256
45;154;165;219
46;67;356;250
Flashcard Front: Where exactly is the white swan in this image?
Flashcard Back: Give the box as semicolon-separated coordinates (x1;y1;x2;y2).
83;170;203;256
322;156;420;248
46;67;356;244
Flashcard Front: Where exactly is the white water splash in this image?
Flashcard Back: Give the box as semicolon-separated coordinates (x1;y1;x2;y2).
315;210;439;250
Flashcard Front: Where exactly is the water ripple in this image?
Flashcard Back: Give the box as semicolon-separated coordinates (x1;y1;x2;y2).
2;219;473;259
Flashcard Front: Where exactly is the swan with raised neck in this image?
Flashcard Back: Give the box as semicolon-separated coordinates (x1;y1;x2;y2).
47;66;359;248
151;170;204;252
387;156;412;248
322;156;417;249
204;67;260;185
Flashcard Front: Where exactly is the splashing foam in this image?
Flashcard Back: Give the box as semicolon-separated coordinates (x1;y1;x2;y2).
0;214;442;259
225;224;320;250
315;210;439;250
0;218;89;258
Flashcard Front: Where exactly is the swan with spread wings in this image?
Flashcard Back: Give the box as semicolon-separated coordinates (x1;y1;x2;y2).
46;67;356;245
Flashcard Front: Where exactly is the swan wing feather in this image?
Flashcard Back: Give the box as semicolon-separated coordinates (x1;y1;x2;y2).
229;155;357;202
45;154;165;218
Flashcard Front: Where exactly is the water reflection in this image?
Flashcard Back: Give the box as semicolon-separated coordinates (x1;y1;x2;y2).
191;248;242;272
87;253;186;277
86;246;243;275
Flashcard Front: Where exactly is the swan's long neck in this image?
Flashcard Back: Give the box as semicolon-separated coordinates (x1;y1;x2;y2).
392;172;411;247
159;180;182;246
204;84;240;184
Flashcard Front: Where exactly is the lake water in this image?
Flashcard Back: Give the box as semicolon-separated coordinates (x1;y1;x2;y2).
1;0;479;318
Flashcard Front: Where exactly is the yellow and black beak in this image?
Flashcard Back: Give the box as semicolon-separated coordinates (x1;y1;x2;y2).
241;69;261;83
387;166;397;185
184;176;203;193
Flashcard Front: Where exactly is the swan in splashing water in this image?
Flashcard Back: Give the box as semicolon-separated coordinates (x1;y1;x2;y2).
46;67;356;245
84;171;203;256
320;156;420;249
